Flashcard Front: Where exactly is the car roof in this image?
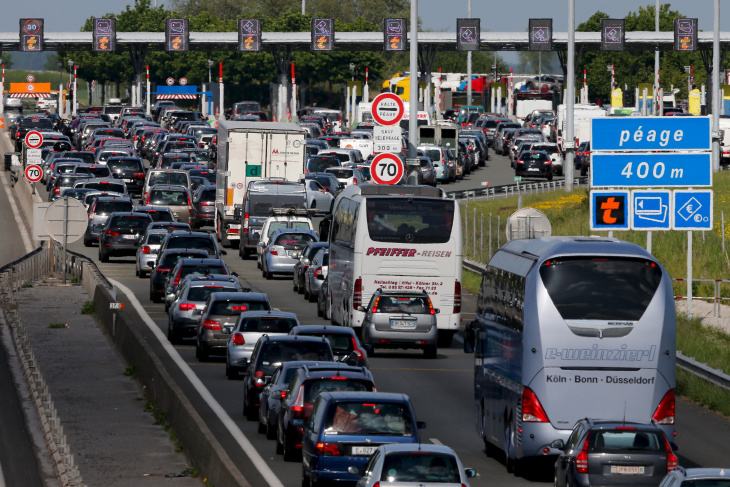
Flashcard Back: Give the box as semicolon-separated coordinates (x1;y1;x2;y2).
134;206;174;213
290;325;356;336
318;391;409;402
150;185;188;191
259;335;330;344
167;230;213;237
173;258;226;267
677;468;730;480
94;196;133;203
376;443;457;455
237;310;298;320
181;275;240;286
271;228;318;237
208;291;269;301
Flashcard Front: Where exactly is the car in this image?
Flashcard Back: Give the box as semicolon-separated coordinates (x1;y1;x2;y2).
276;363;376;461
302;178;335;212
190;184;216;229
292;242;329;294
575;141;591;170
141;169;191;204
144;185;193;224
289;324;368;367
261;229;319;279
304;172;340;196
324;166;364;190
166;275;242;344
98;212;153;262
659;466;730;486
242;335;334;421
257;210;316;269
552;419;678;487
303;248;328;302
73;177;128;195
317;276;331;320
135;228;169;278
225;310;301;379
530;142;564;176
83;196;135;245
148;249;210;303
163;258;234;310
147;221;191;232
418;144;455;184
301;391;426;486
132;206;175;223
106;157;146;196
359;289;439;359
59;187;97;206
415;156;437;186
196;291;273;361
305;154;341;174
352;443;477;487
515;150;554;181
156;229;224;265
48;174;91;202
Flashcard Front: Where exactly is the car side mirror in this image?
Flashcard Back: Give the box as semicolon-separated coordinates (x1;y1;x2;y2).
220;250;228;256
434;308;440;314
305;420;314;431
417;421;427;430
357;306;367;312
231;271;238;277
347;466;361;476
465;468;477;478
550;439;565;450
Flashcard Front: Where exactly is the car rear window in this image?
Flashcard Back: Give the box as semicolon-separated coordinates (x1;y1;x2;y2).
259;341;331;365
141;210;174;222
307;157;340;173
376;296;429;313
240;317;297;333
160;253;207;267
380;452;459;482
167;236;215;252
150;190;189;205
88;167;111;178
200;189;216;202
84;181;126;193
210;299;271;315
110;216;150;231
179;265;227;280
324;401;413;436
108;159;144;172
304;379;372;403
188;285;236;302
327;169;353;179
274;234;316;247
95;201;133;214
147;233;167;245
589;429;663;452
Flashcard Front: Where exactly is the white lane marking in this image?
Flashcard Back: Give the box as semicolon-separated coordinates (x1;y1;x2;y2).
430;438;444;445
108;278;285;487
0;173;33;253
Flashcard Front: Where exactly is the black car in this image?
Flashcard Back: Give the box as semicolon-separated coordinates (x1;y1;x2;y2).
163;258;233;309
292;242;329;294
242;335;334;421
515;150;553;181
106;157;146;196
156;229;224;265
191;185;216;229
98;212;153;262
305;155;340;174
148;249;210;302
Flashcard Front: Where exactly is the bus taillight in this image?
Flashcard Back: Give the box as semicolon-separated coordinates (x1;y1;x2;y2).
353;278;362;309
454;281;462;313
521;387;549;423
652;390;675;425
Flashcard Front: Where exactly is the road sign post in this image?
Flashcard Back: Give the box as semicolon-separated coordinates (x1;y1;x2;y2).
370;153;405;185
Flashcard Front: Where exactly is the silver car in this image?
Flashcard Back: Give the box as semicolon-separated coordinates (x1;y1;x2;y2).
135;229;169;278
303;248;328;302
166;275;242;344
225;310;300;379
261;229;319;279
359;289;440;358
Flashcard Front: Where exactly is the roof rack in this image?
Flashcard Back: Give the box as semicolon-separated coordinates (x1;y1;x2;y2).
268;207;320;217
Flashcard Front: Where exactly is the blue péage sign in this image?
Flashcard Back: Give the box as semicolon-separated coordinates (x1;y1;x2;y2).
591;117;711;151
591;153;712;188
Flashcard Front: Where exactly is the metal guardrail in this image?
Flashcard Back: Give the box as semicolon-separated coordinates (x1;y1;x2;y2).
462;258;730;392
445;177;590;201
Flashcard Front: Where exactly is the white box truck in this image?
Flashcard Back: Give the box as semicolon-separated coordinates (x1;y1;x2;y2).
215;121;307;247
556;104;607;150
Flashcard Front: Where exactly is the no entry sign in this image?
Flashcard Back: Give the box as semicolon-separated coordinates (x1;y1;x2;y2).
370;153;404;185
371;92;405;126
25;131;43;149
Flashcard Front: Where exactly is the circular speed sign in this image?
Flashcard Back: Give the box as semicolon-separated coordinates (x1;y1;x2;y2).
25;164;43;182
370;153;405;185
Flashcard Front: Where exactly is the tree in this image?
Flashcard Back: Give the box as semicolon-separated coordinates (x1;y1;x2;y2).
1;53;14;69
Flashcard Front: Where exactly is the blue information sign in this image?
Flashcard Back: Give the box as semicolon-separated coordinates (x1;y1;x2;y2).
673;190;713;230
591;117;711;151
631;190;671;230
591;153;712;188
590;190;630;231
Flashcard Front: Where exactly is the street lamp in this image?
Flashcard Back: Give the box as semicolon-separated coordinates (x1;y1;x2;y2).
207;59;214;84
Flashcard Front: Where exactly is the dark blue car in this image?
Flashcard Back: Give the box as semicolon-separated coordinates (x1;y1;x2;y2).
301;391;425;486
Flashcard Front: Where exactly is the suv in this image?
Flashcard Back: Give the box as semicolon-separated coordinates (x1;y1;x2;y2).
419;144;455;184
659;467;730;486
106;157;146;196
301;391;426;486
276;364;376;461
163;258;233;309
156;230;223;264
359;289;440;358
196;292;273;361
135;228;169;278
552;419;677;487
166;275;243;344
144;185;193;224
98;212;153;262
141;169;191;203
148;249;209;302
242;335;334;420
324;166;364;189
83;196;135;246
225;310;301;379
257;209;316;269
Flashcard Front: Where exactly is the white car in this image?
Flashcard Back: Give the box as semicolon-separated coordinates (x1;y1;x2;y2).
324;166;365;189
256;211;315;269
302;178;335;212
530;142;564;176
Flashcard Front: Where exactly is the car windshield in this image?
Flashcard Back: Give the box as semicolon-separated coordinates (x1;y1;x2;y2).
240;317;297;333
210;300;271;315
188;286;235;301
589;429;663;452
380;452;460;482
366;198;454;244
304;379;371;403
258;341;331;365
324;401;413;436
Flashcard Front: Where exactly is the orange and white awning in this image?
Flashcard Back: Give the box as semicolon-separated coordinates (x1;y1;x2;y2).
156;94;198;100
7;92;54;98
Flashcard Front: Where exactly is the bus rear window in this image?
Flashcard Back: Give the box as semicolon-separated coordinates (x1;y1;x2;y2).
539;257;662;322
366;199;454;244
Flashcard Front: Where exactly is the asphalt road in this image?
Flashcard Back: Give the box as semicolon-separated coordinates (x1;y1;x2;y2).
18;148;730;487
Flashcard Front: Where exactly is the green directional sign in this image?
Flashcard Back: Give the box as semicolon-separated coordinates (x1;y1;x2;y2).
514;176;522;182
246;164;261;177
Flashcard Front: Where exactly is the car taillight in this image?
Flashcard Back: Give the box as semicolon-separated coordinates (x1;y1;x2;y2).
178;303;196;311
314;266;323;279
663;435;678;472
544;160;551;165
270;249;278;256
316;442;342;456
203;319;221;330
426;297;436;315
54;187;60;194
141;245;152;254
353;278;362;309
370;296;380;313
351;337;365;360
201;201;213;206
133;172;145;178
231;333;245;345
353;178;358;185
243;212;249;233
173;273;181;287
521;387;549;422
653;390;675;425
517;160;524;165
454;281;461;313
254;370;266;386
575;433;590;474
106;230;120;237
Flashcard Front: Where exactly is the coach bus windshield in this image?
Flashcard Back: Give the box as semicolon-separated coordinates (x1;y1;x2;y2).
366;198;454;244
539;257;662;321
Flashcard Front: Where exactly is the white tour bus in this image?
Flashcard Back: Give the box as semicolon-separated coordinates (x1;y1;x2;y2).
464;236;676;474
327;184;462;347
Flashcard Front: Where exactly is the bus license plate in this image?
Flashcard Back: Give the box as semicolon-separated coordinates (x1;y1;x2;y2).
391;319;416;328
351;446;377;455
611;466;644;475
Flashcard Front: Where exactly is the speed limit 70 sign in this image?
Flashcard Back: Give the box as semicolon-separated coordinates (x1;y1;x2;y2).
370;153;404;185
25;164;43;182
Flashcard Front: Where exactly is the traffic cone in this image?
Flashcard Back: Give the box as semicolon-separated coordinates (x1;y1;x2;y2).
273;112;277;122
215;106;219;118
286;106;291;122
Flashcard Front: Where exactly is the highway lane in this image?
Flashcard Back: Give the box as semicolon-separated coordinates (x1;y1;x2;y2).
33;149;730;486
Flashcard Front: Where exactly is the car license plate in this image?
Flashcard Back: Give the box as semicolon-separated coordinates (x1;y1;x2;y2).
528;167;540;172
390;319;416;328
351;446;377;455
122;234;136;239
611;466;644;475
123;178;134;183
